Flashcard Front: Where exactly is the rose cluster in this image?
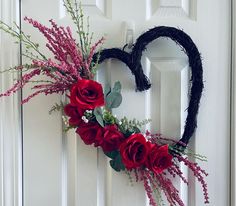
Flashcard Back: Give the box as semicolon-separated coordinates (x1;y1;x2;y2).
64;79;124;152
64;79;172;174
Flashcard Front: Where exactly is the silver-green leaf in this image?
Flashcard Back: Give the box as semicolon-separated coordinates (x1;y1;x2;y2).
104;83;111;97
112;81;121;93
106;92;122;109
93;107;104;127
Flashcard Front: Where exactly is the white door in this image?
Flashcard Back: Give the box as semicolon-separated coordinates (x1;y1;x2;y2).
0;0;231;206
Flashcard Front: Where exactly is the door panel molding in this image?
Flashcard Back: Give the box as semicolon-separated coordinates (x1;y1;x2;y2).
0;0;23;206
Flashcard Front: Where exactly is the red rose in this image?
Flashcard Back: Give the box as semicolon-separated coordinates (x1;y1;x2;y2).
70;79;104;109
76;122;103;146
146;144;173;174
119;133;149;169
101;125;125;152
64;104;84;126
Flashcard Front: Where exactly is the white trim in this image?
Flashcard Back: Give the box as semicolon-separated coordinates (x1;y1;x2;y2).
231;0;236;205
0;0;23;206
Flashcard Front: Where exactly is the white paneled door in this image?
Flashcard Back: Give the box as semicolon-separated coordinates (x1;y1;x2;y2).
0;0;231;206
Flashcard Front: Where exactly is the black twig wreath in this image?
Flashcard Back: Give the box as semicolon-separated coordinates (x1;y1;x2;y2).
94;26;203;146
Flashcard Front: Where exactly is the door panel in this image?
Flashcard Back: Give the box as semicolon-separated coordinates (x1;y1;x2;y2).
20;0;231;206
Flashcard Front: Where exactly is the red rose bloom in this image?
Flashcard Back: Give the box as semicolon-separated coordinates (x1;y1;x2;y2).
64;104;84;126
119;133;149;169
76;122;103;146
146;144;173;174
70;79;104;109
101;125;125;152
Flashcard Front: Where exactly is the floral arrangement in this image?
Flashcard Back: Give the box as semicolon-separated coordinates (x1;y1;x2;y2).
0;0;209;205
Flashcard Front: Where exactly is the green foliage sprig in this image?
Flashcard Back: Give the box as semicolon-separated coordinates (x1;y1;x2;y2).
169;145;207;162
49;102;65;115
63;0;93;57
0;20;46;60
118;116;151;137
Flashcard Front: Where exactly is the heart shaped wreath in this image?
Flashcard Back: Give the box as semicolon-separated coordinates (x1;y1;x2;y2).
0;0;209;205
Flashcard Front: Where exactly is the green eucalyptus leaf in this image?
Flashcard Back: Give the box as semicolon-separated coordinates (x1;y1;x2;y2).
96;116;104;127
110;160;120;172
133;126;141;133
106;92;122;109
104;150;119;159
109;153;125;172
112;81;122;93
94;107;104;127
104;83;111;97
124;130;134;138
116;154;125;170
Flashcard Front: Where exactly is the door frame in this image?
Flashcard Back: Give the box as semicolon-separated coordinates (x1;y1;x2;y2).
0;0;23;206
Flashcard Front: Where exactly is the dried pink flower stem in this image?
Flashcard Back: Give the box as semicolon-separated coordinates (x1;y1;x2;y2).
141;170;157;206
157;174;185;206
168;164;188;185
176;155;209;204
0;69;41;98
147;132;187;148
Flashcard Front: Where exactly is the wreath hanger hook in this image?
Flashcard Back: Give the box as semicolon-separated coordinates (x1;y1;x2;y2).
123;21;135;49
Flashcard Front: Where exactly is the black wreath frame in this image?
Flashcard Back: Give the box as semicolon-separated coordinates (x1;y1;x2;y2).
93;26;203;147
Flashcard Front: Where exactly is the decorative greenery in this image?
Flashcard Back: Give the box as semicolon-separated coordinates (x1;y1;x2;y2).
118;116;151;137
63;0;93;57
169;145;207;162
49;102;65;114
103;109;117;125
0;20;46;61
105;81;123;110
105;150;125;172
93;107;105;127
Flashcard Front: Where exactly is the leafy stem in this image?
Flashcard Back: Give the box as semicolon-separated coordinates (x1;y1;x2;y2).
63;0;94;58
0;20;47;60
